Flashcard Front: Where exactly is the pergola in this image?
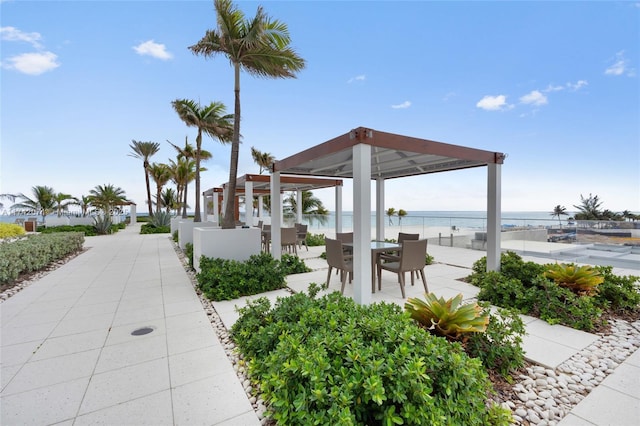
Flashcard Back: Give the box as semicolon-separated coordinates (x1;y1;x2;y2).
206;174;343;225
270;126;506;305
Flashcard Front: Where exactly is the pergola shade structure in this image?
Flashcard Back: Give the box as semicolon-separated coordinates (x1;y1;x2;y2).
271;126;506;305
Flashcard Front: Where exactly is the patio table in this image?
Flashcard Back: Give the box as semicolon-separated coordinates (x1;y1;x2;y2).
343;241;401;293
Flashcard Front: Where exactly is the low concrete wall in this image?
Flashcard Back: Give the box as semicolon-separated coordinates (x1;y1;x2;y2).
179;220;218;249
45;217;70;227
193;227;261;272
170;217;185;235
69;217;95;226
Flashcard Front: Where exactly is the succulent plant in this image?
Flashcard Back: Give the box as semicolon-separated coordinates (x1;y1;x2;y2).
405;292;489;340
544;263;604;296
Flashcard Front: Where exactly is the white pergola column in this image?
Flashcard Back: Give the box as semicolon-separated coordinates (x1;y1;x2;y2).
296;190;303;224
486;163;502;271
213;194;219;224
376;177;385;241
257;195;264;219
221;186;228;217
335;185;343;233
270;172;282;259
353;143;372;305
245;181;253;226
130;204;137;224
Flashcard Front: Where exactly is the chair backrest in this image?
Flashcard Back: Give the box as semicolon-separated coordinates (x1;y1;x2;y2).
398;232;419;244
296;223;308;234
336;232;353;244
400;239;428;270
325;238;346;268
281;227;297;245
256;220;263;229
263;224;271;231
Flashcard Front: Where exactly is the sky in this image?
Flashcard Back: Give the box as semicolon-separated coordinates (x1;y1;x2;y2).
1;0;639;215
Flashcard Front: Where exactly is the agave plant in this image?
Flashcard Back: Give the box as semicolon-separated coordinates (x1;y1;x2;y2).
93;215;113;235
544;263;604;296
405;293;489;340
151;211;172;227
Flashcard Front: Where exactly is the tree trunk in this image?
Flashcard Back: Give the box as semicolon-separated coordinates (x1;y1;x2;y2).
144;161;153;217
194;130;202;222
182;184;188;218
222;63;241;229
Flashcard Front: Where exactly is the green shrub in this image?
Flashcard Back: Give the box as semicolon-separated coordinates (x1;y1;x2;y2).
0;232;84;284
197;252;295;301
231;289;509;426
39;225;97;236
305;232;326;246
279;253;312;275
172;230;179;242
151;211;172;227
465;305;525;378
593;266;640;313
0;223;26;239
93;216;113;235
184;242;194;268
140;223;170;234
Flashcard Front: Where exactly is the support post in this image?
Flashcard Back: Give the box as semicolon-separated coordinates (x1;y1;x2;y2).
270;172;282;259
353;143;372;305
486;163;502;271
376;178;385;241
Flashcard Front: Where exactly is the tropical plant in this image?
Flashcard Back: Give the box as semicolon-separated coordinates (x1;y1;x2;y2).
75;195;93;217
88;184;129;216
151;210;172;227
573;193;603;220
397;208;407;224
129;140;160;217
10;185;56;223
386;207;396;225
160;187;179;214
405;292;489;340
171;99;233;222
544;263;604;296
550;204;567;227
169;156;196;218
251;146;275;174
0;223;26;239
190;0;306;229
92;215;113;235
284;190;329;225
148;163;172;213
53;192;76;217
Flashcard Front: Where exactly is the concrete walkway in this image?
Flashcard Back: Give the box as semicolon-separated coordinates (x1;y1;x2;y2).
2;225;638;425
1;224;259;425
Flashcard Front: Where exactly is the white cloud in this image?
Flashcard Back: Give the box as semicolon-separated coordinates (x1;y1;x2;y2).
347;74;366;83
476;95;510;111
519;90;548;106
605;51;634;76
3;51;59;75
566;80;588;91
133;40;173;60
543;84;564;93
391;101;411;109
0;26;43;49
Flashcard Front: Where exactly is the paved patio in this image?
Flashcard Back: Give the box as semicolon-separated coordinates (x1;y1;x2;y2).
1;224;638;425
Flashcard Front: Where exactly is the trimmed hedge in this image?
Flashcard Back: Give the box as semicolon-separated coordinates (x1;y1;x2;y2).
0;232;85;284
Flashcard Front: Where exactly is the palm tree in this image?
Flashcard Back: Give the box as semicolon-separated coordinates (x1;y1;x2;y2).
172;99;233;222
10;185;56;223
251;147;275;174
284;190;329;225
160;187;179;214
76;195;93;217
550;205;568;228
148;163;172;213
386;207;397;225
88;184;129;216
128;140;160;217
398;209;407;225
189;0;306;229
573;193;603;220
169;157;196;218
53;192;76;217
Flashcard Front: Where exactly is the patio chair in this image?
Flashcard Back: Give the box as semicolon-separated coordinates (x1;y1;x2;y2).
377;239;428;298
261;224;271;252
281;227;298;255
379;232;419;263
325;237;352;294
295;223;308;251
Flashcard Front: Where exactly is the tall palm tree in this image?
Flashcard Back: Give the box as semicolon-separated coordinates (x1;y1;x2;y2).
189;0;306;229
573;193;603;220
148;163;173;213
284;190;329;225
386;207;397;225
160;187;179;214
53;192;76;217
128;140;160;217
76;195;93;217
171;99;233;222
398;209;407;225
10;185;56;223
550;205;568;228
88;184;129;216
251;146;275;174
169;157;196;218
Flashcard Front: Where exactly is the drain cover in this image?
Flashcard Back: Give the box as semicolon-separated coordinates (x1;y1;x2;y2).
131;327;154;336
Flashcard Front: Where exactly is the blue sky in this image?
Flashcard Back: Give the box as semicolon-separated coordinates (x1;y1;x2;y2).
1;0;638;214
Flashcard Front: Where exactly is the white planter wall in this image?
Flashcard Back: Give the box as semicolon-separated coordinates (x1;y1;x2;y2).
170;217;187;235
179;220;218;249
69;217;95;226
45;217;70;227
193;227;261;272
